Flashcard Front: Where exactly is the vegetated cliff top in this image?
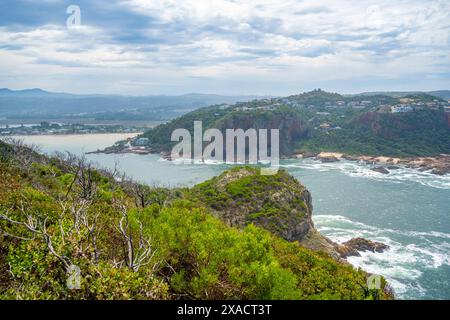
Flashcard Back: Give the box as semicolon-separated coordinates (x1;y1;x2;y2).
191;167;313;241
190;166;361;261
0;141;393;300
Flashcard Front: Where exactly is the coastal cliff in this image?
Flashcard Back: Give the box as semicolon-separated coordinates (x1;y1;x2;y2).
190;166;389;260
191;167;315;241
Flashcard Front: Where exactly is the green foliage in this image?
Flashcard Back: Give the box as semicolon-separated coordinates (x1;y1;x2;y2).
146;203;302;299
190;167;308;223
298;109;450;157
0;146;392;300
0;141;13;162
143;201;388;300
133;90;449;157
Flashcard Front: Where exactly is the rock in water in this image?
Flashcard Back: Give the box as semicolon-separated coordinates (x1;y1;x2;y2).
316;152;341;163
318;156;339;163
371;166;390;174
338;238;389;258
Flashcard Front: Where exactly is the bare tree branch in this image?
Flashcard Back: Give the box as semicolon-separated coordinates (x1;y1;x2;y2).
115;204;156;272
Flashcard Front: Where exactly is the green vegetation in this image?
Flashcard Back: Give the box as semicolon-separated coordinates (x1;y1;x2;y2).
0;141;392;300
190;167;308;223
297;109;450;157
139;104;309;155
134;90;449;158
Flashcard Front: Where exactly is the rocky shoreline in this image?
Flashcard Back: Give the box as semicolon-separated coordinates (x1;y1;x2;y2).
91;143;450;176
298;151;450;176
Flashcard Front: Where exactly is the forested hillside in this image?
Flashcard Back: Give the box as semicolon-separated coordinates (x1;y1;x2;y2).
132;90;450;158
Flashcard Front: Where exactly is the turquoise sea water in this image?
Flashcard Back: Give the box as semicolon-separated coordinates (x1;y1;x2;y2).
11;134;450;300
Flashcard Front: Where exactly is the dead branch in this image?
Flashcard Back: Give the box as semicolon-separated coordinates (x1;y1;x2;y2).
0;205;72;270
115;204;156;272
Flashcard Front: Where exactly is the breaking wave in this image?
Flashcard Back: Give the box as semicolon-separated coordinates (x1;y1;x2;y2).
281;159;450;190
313;214;450;299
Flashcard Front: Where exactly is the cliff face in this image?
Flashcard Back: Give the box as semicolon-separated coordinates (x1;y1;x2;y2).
191;166;389;261
215;111;309;156
192;167;314;240
191;167;345;259
140;106;310;156
351;109;450;139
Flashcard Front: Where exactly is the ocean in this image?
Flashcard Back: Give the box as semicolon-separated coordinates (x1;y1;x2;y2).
10;134;450;300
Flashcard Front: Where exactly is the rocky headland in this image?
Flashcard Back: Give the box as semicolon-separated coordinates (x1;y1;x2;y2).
190;166;390;261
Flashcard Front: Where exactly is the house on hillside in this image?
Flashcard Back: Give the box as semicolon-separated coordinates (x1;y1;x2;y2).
135;137;149;146
391;105;413;113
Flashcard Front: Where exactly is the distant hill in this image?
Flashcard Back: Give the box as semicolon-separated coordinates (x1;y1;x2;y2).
0;88;73;98
356;90;450;100
429;91;450;100
288;89;344;104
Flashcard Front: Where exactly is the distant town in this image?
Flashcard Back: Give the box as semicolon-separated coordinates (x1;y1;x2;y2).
232;94;450;114
0;122;147;136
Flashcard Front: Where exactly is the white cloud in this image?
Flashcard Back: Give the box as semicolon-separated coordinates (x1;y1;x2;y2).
0;0;449;94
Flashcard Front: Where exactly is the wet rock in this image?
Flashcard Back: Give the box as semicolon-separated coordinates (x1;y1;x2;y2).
299;151;318;158
318;156;339;163
371;166;390;174
338;238;389;258
431;167;449;176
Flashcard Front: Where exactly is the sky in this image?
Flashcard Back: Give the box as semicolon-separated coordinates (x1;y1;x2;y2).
0;0;449;96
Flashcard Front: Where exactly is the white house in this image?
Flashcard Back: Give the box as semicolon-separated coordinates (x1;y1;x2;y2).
391;105;413;113
135;137;149;146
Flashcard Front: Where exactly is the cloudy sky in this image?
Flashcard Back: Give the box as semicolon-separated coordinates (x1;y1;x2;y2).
0;0;449;95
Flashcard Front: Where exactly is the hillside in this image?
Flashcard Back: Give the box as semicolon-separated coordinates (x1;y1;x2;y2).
138;104;310;156
298;109;450;157
123;90;450;158
0;140;392;300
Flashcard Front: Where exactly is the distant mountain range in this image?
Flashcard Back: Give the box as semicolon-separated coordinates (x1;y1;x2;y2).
0;88;448;121
0;88;265;120
0;88;74;98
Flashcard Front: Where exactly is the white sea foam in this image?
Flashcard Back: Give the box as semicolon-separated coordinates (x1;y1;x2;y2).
281;159;450;190
313;214;450;299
